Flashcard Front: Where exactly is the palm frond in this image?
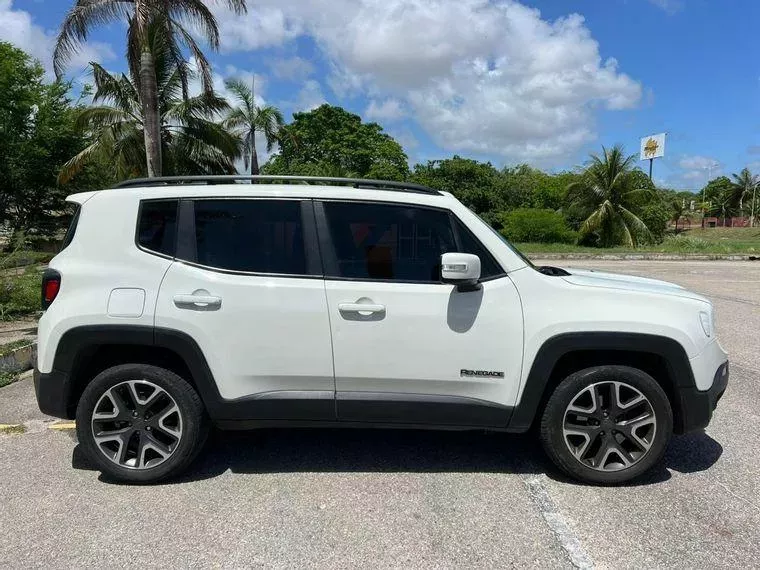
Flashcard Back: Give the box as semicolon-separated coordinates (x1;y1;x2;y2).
53;0;132;77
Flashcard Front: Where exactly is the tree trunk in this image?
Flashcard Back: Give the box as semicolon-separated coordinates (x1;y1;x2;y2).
250;134;259;175
751;186;757;227
139;49;162;177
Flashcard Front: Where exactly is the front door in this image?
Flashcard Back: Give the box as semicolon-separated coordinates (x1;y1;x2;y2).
316;200;524;427
154;198;335;421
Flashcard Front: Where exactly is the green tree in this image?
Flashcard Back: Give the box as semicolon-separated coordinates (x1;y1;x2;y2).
500;208;576;244
410;157;504;224
701;176;733;217
59;30;238;183
0;42;107;238
223;78;284;175
567;145;653;247
729;168;758;220
53;0;246;177
263;104;409;180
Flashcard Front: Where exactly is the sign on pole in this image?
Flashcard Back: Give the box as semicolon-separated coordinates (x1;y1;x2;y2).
640;133;665;160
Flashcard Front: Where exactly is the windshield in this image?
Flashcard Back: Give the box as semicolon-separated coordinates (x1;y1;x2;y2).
470;211;535;269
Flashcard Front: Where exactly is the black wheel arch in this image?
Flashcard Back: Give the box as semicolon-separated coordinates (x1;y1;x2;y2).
509;332;696;434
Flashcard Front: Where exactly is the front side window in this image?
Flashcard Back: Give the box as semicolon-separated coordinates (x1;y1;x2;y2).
322;202;459;282
137;200;178;256
192;199;306;275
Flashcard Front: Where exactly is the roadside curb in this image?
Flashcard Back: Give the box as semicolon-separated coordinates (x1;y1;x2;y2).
526;253;755;261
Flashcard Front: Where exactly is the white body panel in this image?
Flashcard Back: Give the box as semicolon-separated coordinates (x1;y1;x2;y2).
324;276;523;407
38;182;727;410
37;192;171;374
155;261;334;400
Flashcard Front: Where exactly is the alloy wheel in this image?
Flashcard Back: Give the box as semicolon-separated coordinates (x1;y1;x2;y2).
562;381;657;472
91;380;183;470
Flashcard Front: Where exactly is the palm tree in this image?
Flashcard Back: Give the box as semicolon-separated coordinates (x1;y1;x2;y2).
58;29;239;183
222;78;284;175
729;168;758;223
567;145;653;247
53;0;246;177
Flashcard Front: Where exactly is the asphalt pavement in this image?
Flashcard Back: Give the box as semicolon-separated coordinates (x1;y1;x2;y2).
1;260;758;569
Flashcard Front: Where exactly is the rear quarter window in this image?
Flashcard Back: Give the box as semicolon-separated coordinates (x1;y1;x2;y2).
137;200;179;257
59;205;81;251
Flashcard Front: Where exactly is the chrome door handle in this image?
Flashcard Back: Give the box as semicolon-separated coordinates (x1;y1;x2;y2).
173;294;222;310
338;303;385;314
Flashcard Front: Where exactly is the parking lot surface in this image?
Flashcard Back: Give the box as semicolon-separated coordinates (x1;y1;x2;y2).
1;260;758;569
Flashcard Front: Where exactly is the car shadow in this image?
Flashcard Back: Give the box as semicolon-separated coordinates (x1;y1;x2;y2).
72;427;723;487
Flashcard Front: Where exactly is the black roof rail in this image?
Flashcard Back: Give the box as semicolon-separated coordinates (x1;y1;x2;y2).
113;175;442;195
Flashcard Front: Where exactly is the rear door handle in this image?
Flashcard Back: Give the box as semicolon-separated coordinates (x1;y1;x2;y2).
173;294;222;310
338;303;385;315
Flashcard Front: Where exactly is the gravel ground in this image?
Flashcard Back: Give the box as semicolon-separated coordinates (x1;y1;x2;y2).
1;260;758;569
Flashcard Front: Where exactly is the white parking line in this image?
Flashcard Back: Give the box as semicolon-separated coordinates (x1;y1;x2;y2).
525;476;595;570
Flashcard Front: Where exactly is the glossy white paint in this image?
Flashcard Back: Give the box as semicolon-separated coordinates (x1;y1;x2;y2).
107;288;146;318
440;252;481;284
154;261;335;400
324;277;524;407
37;192;172;373
38;182;727;408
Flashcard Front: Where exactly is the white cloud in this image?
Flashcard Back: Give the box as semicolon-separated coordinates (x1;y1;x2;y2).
365;98;405;121
214;5;301;52
210;0;643;165
267;56;314;81
0;0;114;78
647;0;683;14
679;155;721;171
677;155;722;184
294;80;327;111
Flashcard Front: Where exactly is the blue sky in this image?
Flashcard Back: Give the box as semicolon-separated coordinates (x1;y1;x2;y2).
1;0;758;190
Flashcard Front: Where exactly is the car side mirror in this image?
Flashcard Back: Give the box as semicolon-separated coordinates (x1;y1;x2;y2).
441;252;481;291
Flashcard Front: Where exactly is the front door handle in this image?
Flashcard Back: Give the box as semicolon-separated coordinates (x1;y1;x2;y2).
338;303;385;315
173;294;222;310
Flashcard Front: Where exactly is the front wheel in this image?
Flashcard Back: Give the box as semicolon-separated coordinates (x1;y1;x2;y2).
540;366;673;485
76;364;208;483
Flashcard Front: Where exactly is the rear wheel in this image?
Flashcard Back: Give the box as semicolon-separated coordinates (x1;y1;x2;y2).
540;365;673;485
76;364;208;483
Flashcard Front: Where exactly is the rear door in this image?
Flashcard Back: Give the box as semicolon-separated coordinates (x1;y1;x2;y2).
316;200;524;427
154;198;335;420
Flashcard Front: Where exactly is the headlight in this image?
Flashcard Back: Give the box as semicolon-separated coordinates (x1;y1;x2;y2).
699;311;712;338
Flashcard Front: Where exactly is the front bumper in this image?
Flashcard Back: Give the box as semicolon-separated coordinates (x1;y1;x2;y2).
34;368;75;419
674;361;729;434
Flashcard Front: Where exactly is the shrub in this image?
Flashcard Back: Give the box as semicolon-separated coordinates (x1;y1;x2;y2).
500;208;577;244
638;201;670;244
0;268;42;319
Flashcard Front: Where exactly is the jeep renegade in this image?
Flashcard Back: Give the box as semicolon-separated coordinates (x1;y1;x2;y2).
35;175;729;484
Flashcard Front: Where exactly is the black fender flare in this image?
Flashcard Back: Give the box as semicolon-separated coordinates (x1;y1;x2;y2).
507;332;695;432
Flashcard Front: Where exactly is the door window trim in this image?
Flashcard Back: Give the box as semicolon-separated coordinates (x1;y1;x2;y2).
173;197;324;279
314;198;506;284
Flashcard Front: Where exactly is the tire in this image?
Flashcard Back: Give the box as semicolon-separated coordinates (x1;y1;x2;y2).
540;365;673;485
76;364;209;483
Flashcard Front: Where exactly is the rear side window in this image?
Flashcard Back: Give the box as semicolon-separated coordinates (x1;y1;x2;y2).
192;199;306;275
137;200;178;256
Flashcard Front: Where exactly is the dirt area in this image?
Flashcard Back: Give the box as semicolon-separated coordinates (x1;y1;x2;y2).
0;318;37;345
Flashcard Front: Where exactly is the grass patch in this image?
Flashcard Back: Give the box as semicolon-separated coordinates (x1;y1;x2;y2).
0;371;20;388
517;227;760;256
0;250;53;269
0;339;32;358
0;267;43;320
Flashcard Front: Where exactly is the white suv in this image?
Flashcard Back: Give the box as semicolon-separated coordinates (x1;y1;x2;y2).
35;176;729;484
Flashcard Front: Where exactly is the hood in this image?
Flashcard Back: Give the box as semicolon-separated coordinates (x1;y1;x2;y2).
560;268;710;303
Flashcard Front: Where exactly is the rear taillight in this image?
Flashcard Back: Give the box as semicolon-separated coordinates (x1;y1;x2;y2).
41;269;61;309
